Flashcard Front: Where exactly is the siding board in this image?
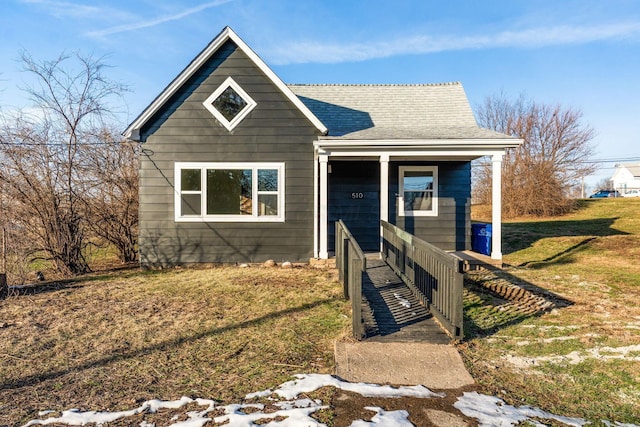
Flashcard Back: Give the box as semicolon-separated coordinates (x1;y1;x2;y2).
139;39;319;265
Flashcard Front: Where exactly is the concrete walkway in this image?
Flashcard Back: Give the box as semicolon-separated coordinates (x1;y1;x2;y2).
334;341;474;389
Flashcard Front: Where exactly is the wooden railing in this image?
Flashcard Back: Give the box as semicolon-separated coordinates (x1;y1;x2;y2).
335;220;366;340
381;221;464;340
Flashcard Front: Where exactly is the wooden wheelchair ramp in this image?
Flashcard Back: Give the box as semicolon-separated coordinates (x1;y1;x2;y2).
361;256;451;343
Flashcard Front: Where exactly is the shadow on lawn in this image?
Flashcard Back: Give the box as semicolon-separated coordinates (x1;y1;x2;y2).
1;298;334;390
463;266;574;339
502;217;628;257
5;264;140;298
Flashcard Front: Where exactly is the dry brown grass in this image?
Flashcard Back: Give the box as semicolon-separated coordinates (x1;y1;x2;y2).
0;265;350;426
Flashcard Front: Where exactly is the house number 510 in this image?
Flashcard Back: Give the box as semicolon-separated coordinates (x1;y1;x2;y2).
351;192;365;199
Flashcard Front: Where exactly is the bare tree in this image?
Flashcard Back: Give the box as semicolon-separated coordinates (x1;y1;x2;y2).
83;128;139;264
0;52;127;276
593;177;614;192
474;93;596;217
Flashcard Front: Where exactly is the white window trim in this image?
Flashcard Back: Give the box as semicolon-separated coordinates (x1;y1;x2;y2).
398;165;438;217
175;162;285;223
202;77;257;131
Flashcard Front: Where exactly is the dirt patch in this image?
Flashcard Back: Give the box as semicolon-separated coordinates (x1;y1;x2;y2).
331;386;478;427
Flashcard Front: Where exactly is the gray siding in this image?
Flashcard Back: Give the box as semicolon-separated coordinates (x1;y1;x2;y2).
389;161;471;251
139;40;319;265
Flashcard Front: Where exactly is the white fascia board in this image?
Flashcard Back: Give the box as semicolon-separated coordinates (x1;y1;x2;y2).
228;29;328;135
314;138;522;151
316;149;505;161
124;26;327;140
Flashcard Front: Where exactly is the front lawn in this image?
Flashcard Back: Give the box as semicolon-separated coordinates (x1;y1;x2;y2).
462;198;640;424
0;266;350;425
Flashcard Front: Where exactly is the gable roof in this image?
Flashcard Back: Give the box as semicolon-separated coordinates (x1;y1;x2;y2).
619;162;640;177
124;26;327;140
289;83;514;140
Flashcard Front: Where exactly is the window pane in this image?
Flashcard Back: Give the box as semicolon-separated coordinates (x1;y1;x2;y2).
258;169;278;192
258;194;278;216
404;191;432;211
206;169;252;215
181;169;201;191
403;171;433;192
181;194;201;215
212;86;248;122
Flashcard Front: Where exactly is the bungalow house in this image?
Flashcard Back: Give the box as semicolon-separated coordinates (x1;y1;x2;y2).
124;27;520;266
612;162;640;194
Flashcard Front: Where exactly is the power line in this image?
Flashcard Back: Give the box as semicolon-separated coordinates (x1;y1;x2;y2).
471;156;640;168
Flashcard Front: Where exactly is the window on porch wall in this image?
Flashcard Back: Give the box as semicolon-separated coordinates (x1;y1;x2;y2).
398;166;438;217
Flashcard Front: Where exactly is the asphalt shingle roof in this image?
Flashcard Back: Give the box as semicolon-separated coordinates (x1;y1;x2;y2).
289;83;510;140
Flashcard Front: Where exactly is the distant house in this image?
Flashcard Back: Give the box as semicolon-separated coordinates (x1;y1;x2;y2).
124;27;520;266
612;163;640;194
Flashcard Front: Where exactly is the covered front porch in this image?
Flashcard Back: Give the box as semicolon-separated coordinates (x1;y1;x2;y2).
313;141;511;263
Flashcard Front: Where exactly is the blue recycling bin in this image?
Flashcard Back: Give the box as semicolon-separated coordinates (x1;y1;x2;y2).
471;223;492;256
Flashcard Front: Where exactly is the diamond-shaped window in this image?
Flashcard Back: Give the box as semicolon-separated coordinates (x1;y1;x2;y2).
203;77;256;131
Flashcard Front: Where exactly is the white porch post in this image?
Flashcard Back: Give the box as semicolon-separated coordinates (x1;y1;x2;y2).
491;153;503;260
313;152;318;258
380;154;389;252
319;154;329;259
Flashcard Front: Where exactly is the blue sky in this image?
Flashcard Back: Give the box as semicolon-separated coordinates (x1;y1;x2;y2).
1;0;639;186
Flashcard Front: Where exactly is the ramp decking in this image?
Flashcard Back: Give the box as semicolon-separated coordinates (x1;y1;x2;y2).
361;256;451;344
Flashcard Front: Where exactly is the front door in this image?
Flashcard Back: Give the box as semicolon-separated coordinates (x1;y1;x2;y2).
328;161;380;252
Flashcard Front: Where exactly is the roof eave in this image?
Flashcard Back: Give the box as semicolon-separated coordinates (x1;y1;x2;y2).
123;26;327;140
314;138;523;151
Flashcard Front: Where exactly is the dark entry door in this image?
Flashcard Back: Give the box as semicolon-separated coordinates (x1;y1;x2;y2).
328;161;380;252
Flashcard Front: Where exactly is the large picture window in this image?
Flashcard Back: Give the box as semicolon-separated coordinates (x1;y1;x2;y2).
175;163;285;222
398;166;438;217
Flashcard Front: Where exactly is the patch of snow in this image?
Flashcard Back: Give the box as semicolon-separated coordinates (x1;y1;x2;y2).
244;389;273;399
274;398;320;410
349;406;412;426
454;392;588;427
23;406;147;426
249;374;444;400
492;334;600;346
147;396;196;413
602;421;640;427
393;293;411;308
519;324;585;331
22;374;636;427
504;344;640;368
23;397;209;427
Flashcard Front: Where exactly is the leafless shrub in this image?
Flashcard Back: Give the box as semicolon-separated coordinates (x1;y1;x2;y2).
83;129;139;263
0;51;130;277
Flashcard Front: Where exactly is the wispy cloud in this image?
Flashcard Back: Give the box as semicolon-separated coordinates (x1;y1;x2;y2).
20;0;131;20
85;0;234;38
267;21;640;65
